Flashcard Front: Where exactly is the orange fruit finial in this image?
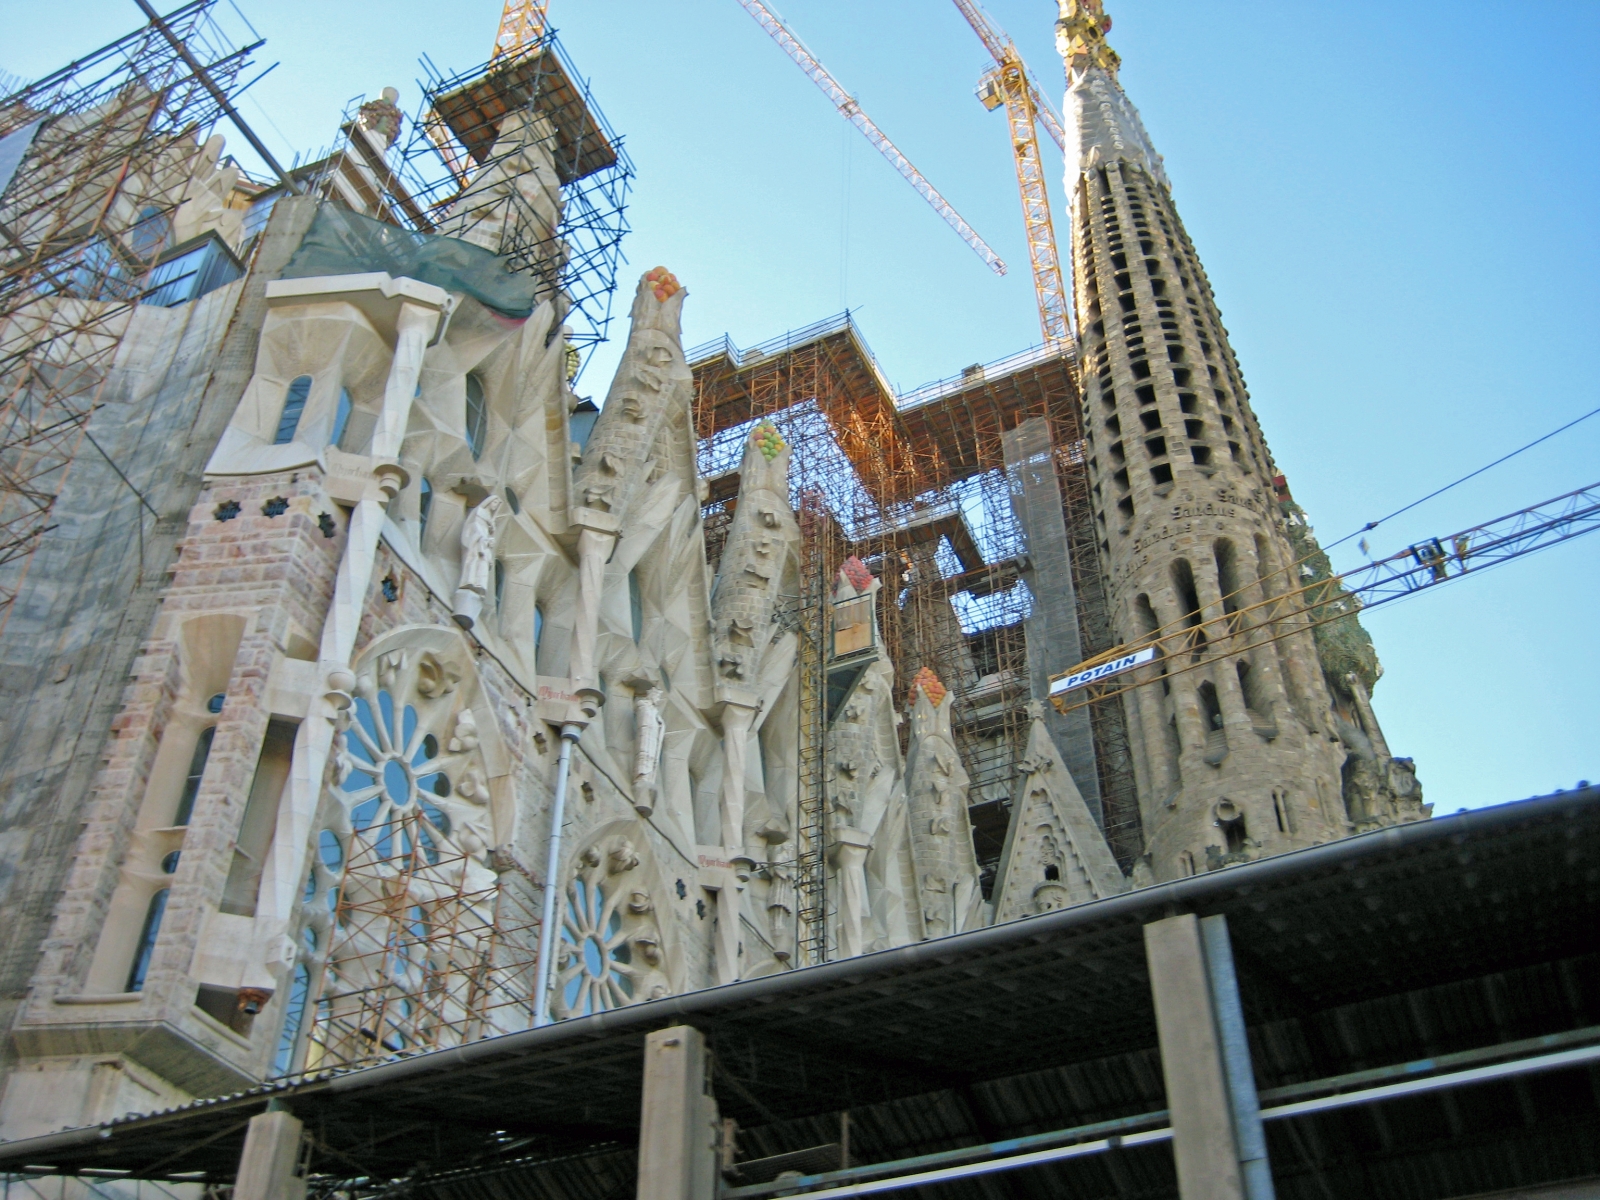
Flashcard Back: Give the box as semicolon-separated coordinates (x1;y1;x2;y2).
643;266;681;301
909;667;946;707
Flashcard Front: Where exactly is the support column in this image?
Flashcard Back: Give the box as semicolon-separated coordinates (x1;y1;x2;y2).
719;699;757;874
235;1106;306;1200
569;521;619;702
637;1025;718;1200
1144;913;1244;1200
253;287;447;983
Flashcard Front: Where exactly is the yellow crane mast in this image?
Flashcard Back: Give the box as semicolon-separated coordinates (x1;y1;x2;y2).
492;0;551;60
949;0;1072;346
735;0;1008;277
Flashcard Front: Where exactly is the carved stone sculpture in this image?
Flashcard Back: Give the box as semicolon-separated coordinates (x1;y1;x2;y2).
991;702;1126;923
452;494;502;630
903;669;984;938
632;685;666;816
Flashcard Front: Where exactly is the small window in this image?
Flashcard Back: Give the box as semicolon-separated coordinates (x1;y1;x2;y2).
494;559;506;612
272;961;313;1076
465;373;488;460
174;726;216;826
331;387;352;449
569;400;600;452
125;889;170;992
628;569;643;643
533;603;545;661
275;376;312;445
419;478;433;533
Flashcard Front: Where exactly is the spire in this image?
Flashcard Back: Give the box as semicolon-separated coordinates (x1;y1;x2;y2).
1055;0;1120;82
1057;2;1166;186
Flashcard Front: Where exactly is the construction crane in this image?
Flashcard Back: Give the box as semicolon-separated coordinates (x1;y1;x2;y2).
950;0;1071;346
734;0;1007;277
1049;479;1600;711
492;0;550;60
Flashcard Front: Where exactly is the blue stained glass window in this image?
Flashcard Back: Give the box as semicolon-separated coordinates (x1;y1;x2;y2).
465;373;488;460
332;387;352;449
275;376;313;445
125;889;169;992
272;962;312;1076
173;726;215;826
419;478;433;534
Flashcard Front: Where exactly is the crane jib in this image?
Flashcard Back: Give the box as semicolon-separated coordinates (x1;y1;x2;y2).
1050;647;1157;695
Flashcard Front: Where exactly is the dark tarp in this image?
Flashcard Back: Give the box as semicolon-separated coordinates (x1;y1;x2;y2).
281;205;538;319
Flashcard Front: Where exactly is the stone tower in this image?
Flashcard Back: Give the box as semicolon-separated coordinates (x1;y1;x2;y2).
1056;1;1427;880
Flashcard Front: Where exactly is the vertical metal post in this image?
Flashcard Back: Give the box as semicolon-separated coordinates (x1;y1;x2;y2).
533;722;582;1026
1200;914;1275;1200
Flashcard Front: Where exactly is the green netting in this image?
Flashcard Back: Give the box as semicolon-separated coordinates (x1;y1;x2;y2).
281;205;539;319
1283;502;1381;695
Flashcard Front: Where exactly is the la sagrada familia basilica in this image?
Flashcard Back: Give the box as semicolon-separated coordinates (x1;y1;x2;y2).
0;0;1425;1137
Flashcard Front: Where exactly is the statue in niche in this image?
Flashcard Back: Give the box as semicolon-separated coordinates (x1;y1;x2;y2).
632;686;665;817
452;494;502;630
766;861;796;962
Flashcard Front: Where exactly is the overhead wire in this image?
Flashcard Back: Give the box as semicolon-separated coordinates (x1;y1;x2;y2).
1323;402;1600;556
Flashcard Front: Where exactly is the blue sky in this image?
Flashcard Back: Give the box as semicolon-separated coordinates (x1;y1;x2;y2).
7;1;1597;810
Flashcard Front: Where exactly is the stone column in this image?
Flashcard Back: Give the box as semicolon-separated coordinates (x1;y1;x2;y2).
637;1026;718;1200
712;878;743;987
719;700;757;872
569;520;619;703
235;1107;306;1200
254;289;444;981
830;828;872;958
1144;913;1245;1200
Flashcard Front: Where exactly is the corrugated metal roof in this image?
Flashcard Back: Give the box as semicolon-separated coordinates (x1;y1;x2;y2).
2;787;1596;1200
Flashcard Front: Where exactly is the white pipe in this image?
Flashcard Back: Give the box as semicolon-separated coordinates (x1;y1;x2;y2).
1201;914;1275;1200
731;1042;1600;1200
759;1129;1175;1200
532;723;583;1027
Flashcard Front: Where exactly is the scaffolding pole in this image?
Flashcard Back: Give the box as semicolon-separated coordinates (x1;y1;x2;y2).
0;1;257;634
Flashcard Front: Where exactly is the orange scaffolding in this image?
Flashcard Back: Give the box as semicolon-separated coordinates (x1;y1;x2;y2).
692;316;1143;960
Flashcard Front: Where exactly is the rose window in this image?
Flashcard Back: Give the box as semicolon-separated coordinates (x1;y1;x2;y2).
551;836;673;1021
557;877;638;1017
342;689;453;863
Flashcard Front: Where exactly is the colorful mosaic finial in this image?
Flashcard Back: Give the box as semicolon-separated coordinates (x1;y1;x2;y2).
909;666;946;708
751;421;785;461
840;555;873;592
643;266;681;302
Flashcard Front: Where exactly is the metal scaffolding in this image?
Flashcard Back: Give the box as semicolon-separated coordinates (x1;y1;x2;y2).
0;0;258;634
306;814;542;1070
692;316;1142;960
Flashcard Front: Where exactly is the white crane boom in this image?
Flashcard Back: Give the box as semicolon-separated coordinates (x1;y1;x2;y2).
735;0;1007;277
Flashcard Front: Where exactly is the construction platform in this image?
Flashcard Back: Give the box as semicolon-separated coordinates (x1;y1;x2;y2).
1;785;1594;1199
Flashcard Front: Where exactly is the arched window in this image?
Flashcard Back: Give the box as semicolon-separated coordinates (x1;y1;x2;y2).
418;478;433;534
125;888;170;992
174;726;216;826
494;559;506;612
465;373;488;460
533;603;545;663
275;375;313;444
331;386;352;449
628;569;643;643
272;961;312;1076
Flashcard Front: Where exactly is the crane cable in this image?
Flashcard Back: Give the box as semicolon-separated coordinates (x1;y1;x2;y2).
1325;402;1600;556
